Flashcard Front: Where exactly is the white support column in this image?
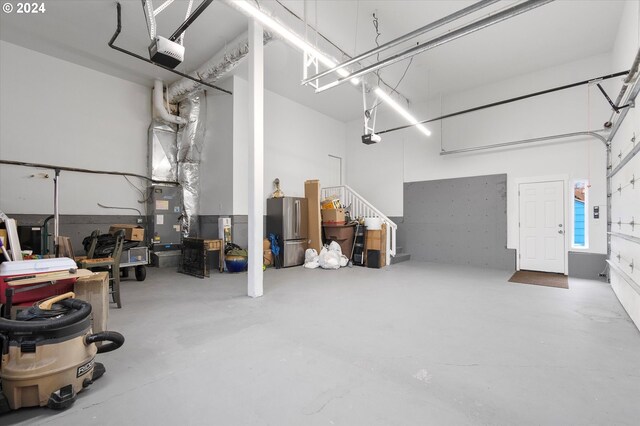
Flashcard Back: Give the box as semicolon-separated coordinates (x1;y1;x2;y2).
247;19;264;298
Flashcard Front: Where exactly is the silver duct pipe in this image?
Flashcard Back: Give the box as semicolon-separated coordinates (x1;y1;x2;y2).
148;120;179;182
168;31;273;103
154;80;187;125
439;130;607;155
302;0;501;85
315;0;554;93
177;91;206;237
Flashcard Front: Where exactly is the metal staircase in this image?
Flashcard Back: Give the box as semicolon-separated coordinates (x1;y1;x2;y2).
321;185;397;266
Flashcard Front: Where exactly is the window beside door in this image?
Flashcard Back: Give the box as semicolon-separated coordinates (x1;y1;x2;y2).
572;180;588;249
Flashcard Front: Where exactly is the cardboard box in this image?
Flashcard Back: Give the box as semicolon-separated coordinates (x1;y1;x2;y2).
321;208;346;224
305;180;322;253
109;224;144;241
365;223;387;267
365;229;382;250
74;272;109;337
321;199;341;210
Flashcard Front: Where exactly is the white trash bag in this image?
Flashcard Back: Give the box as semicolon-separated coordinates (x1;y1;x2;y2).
304;248;320;269
305;248;318;263
318;245;341;269
328;241;349;267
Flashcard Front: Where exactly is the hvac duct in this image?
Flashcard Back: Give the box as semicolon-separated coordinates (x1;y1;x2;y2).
154;80;187;125
168;31;273;103
148;120;178;182
176;91;206;237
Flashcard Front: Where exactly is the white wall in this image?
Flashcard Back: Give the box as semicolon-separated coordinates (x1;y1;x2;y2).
0;41;151;215
347;53;614;255
608;0;640;329
232;75;346;215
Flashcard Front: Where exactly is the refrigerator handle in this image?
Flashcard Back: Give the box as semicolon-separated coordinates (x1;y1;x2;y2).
294;200;299;236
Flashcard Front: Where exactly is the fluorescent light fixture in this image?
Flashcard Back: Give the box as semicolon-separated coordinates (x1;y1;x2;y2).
231;0;359;85
374;88;431;137
154;0;175;16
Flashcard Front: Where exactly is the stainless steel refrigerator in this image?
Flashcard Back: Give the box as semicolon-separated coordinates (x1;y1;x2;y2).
266;197;308;267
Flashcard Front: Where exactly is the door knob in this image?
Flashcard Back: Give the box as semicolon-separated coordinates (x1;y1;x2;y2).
558;230;564;234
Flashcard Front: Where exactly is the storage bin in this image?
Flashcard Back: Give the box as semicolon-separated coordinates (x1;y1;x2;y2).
323;223;356;258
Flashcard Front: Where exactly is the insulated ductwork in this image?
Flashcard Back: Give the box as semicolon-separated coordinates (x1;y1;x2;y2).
168;31;273;103
148;120;178;182
176;91;206;237
154;79;187;125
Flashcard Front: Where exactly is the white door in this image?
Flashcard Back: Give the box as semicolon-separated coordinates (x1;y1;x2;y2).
326;155;342;187
519;181;565;273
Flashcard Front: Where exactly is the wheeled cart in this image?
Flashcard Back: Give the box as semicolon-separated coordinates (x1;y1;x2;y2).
119;246;149;281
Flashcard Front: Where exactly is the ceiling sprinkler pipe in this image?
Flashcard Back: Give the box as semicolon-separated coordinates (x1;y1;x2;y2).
154;80;187;125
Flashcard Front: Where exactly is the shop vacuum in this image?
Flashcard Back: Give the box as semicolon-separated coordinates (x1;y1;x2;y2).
0;292;124;412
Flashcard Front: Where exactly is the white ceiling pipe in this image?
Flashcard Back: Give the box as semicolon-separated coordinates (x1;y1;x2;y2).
154;79;187;125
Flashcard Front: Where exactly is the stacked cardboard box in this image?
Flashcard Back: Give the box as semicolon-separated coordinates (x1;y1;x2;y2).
321;208;346;225
109;224;144;241
364;223;387;267
305;180;322;253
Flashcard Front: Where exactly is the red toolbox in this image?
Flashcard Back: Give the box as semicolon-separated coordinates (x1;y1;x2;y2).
0;258;81;305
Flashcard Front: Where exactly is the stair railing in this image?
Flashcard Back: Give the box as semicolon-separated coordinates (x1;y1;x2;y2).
321;185;396;265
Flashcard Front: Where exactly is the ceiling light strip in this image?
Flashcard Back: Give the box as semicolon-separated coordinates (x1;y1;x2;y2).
374;88;431;137
154;0;175;16
228;0;428;137
228;0;359;85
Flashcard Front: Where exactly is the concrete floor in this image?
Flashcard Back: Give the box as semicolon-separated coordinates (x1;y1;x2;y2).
3;261;640;425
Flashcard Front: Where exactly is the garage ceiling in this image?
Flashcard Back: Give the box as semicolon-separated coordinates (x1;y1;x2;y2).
0;0;626;122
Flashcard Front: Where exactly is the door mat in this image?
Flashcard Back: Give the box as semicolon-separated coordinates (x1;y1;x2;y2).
508;270;569;289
